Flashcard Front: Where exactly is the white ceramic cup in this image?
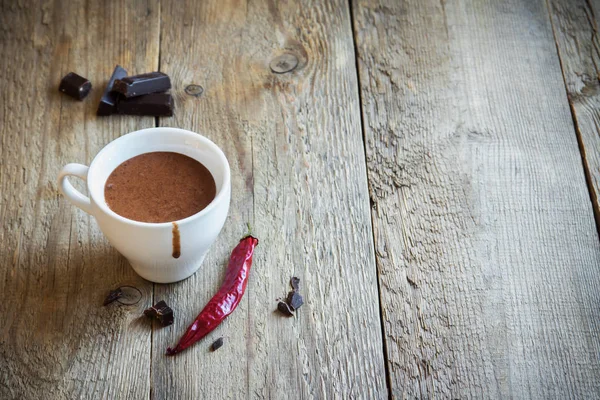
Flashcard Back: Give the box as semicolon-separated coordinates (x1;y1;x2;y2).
58;127;231;283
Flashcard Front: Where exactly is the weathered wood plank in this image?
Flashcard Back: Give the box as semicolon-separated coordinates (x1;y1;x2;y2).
352;0;600;398
0;1;159;398
152;0;387;398
547;0;600;227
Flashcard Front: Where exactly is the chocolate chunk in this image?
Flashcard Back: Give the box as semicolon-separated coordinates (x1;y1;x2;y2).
103;288;123;306
59;72;92;100
143;306;157;318
97;65;127;116
117;93;174;116
286;291;304;311
144;300;174;326
210;337;224;352
157;310;174;326
277;301;294;316
113;72;171;98
290;277;300;291
278;276;305;316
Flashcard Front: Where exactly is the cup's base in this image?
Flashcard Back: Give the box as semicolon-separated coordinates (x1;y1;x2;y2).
128;255;205;283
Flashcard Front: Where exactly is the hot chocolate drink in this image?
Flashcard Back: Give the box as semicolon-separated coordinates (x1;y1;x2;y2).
104;152;216;223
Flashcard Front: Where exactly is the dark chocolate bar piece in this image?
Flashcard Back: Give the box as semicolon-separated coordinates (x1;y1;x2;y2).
97;65;127;116
144;300;174;327
59;72;92;100
117;93;174;116
113;72;171;98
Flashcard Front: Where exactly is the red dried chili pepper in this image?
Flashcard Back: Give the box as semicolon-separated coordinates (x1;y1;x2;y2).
166;235;258;355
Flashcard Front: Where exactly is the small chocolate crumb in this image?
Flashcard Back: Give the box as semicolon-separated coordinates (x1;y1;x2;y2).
277;276;305;316
210;337;224;352
290;277;300;291
277;301;294;316
144;300;174;327
103;288;123;306
286;291;304;311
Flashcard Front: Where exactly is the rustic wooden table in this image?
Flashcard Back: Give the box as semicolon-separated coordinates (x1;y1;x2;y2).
2;0;600;398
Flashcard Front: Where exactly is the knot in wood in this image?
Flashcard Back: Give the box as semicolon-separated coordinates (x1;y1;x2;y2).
270;53;299;74
185;84;204;96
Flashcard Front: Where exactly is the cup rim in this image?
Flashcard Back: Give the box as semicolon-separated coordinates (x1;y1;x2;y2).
88;127;231;228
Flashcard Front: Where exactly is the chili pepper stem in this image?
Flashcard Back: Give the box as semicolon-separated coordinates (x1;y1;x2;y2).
245;222;253;237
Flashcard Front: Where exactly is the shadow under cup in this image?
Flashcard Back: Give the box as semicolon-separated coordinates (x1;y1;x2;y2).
72;128;230;283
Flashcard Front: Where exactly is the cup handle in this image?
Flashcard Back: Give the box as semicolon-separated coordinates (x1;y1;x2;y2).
58;163;93;215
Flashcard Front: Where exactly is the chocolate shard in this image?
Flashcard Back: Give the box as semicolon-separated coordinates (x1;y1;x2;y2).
210;337;224;352
113;72;171;98
59;72;92;100
153;300;174;326
103;288;123;306
277;301;294;316
290;277;300;291
97;65;127;116
117;93;174;116
144;300;174;326
286;291;304;311
156;308;174;327
143;306;157;319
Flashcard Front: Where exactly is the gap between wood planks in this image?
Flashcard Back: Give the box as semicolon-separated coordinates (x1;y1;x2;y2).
545;0;600;240
347;0;393;398
150;3;162;400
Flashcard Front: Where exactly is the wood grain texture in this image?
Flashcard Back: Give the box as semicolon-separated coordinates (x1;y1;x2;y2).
547;0;600;227
352;0;600;398
152;0;387;398
0;1;159;398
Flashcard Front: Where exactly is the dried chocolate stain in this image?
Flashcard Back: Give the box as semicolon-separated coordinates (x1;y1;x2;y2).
172;222;181;258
